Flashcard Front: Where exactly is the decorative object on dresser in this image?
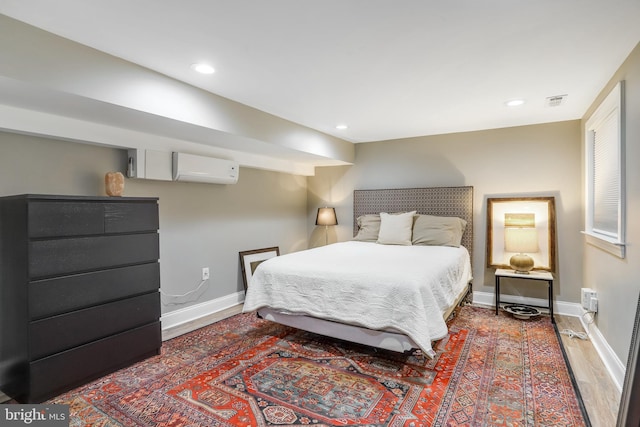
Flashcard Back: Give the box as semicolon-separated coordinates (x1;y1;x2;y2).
104;171;125;196
0;194;161;403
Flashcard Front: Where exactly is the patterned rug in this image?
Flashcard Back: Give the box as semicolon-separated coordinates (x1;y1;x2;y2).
48;306;588;426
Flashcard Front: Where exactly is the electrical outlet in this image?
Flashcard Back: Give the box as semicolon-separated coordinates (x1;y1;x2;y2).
581;288;596;310
202;267;210;280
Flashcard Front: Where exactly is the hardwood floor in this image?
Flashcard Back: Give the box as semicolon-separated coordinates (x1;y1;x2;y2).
556;314;621;427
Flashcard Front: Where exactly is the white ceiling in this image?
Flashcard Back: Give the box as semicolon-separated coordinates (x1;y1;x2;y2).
1;0;639;143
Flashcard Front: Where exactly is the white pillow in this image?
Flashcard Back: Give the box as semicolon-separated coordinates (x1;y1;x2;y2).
376;211;416;245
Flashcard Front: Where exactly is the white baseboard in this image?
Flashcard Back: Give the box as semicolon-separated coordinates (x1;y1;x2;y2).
578;312;626;391
473;291;624;392
472;290;581;316
160;291;245;331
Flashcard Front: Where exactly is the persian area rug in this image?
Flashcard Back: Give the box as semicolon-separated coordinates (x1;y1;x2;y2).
48;306;588;426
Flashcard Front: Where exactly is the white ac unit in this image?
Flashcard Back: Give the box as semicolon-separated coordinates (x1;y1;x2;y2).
172;152;239;184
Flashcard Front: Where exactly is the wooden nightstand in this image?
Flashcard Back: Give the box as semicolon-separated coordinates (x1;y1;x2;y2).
495;268;554;323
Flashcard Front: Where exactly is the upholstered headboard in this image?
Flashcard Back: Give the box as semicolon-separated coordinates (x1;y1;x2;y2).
353;186;474;258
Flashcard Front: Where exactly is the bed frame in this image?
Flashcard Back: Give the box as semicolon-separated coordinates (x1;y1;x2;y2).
258;186;474;355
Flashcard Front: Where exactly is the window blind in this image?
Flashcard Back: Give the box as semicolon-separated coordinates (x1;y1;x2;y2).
592;110;620;237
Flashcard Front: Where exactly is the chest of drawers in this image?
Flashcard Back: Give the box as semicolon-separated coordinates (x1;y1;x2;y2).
0;195;161;403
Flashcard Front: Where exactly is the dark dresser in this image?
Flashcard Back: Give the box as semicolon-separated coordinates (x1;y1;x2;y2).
0;194;161;403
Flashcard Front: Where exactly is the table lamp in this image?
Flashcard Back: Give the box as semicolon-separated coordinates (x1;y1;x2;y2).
504;213;539;274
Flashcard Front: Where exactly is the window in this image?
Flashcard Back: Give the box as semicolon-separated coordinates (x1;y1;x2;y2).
584;81;625;258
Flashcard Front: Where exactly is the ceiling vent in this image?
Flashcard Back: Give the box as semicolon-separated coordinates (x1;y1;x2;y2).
546;94;568;107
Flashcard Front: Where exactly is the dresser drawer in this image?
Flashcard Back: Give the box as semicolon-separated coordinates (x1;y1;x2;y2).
28;201;158;238
29;263;159;319
30;292;160;360
105;202;158;233
29;322;161;403
28;202;104;238
29;233;159;278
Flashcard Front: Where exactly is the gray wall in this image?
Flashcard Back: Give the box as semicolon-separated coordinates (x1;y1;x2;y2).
308;120;583;304
581;42;640;365
0;131;308;314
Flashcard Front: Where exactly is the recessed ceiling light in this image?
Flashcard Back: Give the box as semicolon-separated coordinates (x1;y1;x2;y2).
335;124;348;130
505;99;525;107
191;63;215;74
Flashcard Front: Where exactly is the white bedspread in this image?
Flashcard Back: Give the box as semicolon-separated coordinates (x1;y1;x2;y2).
242;241;472;355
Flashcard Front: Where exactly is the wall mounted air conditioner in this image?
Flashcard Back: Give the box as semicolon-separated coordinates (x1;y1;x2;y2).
172;152;239;184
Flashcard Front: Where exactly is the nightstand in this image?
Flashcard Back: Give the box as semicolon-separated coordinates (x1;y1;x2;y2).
495;268;554;323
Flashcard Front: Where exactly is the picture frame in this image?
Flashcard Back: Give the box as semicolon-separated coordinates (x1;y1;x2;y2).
486;197;556;272
239;247;280;291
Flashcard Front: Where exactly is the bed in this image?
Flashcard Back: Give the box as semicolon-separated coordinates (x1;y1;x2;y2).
242;186;474;358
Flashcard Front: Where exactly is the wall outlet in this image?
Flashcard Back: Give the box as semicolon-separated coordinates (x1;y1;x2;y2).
202;267;210;280
581;288;596;310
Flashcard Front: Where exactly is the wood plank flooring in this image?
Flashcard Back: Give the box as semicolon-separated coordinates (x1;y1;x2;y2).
556;314;620;427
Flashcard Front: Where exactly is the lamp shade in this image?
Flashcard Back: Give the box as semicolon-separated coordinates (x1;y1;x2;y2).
315;207;337;226
504;227;539;253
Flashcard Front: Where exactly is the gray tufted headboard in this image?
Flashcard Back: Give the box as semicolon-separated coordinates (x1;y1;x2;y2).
353;186;474;259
